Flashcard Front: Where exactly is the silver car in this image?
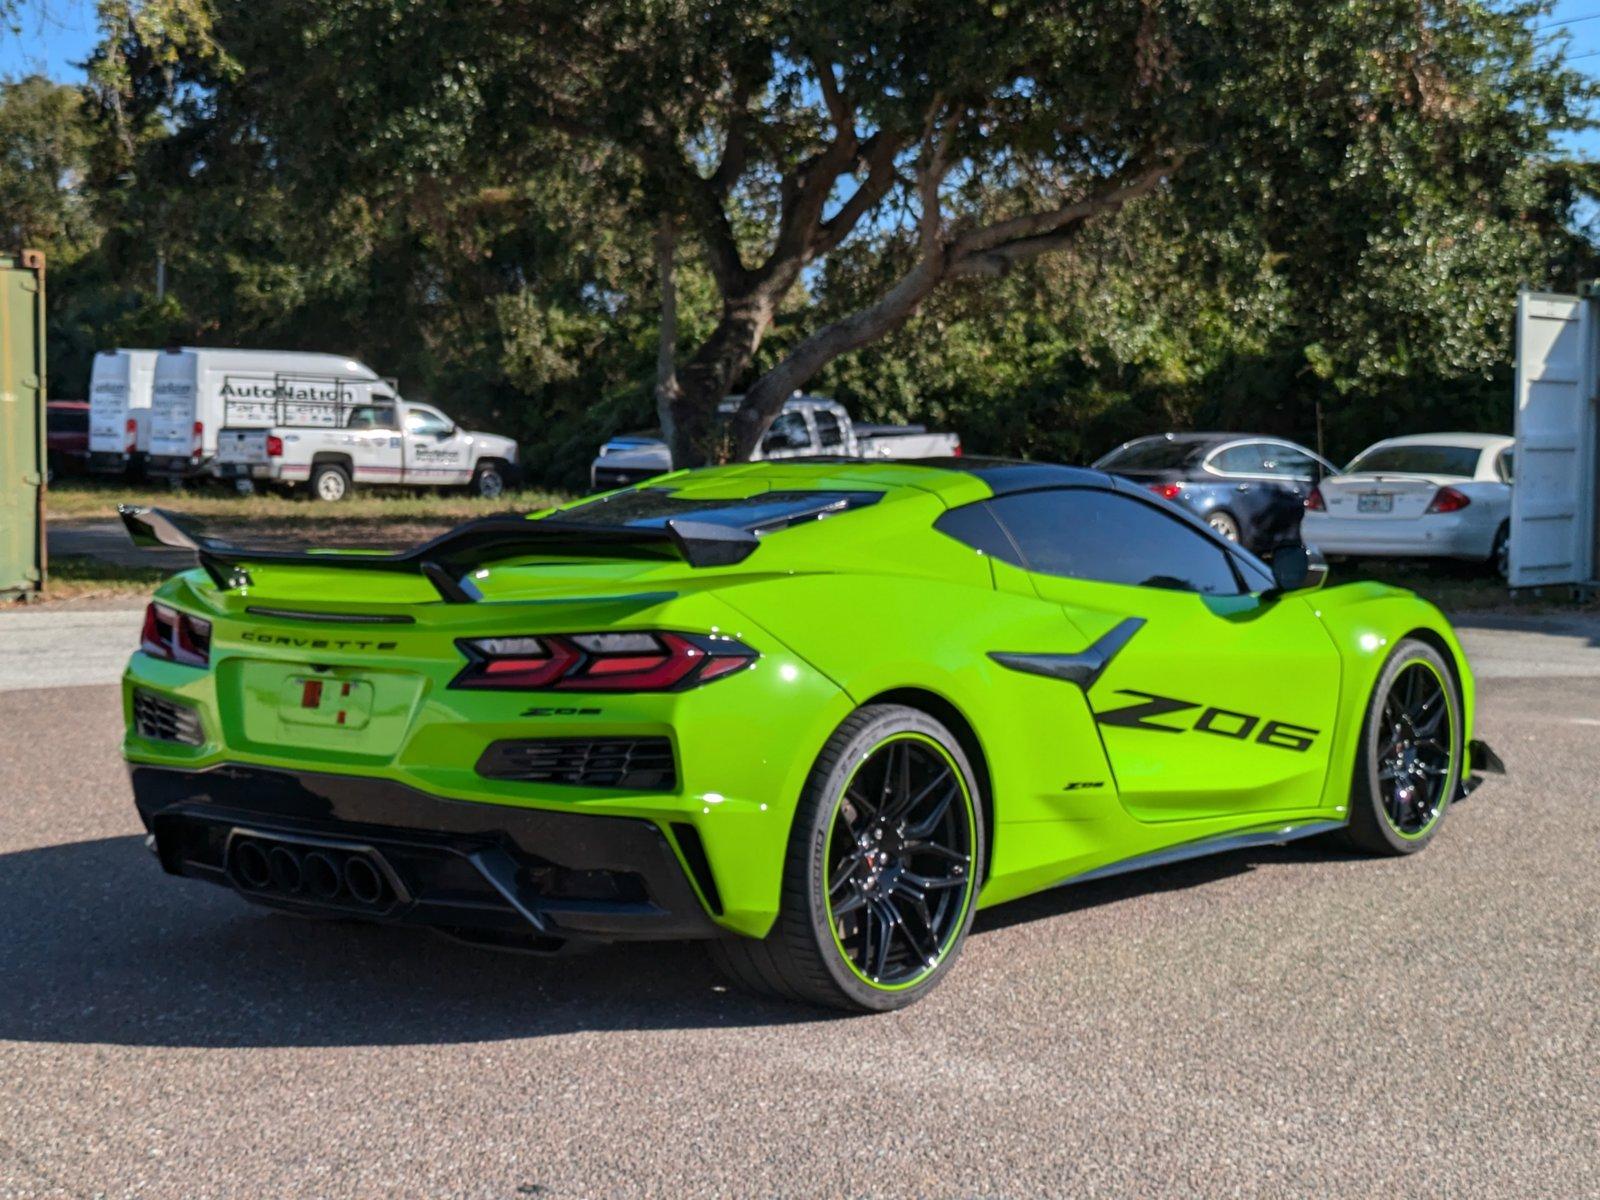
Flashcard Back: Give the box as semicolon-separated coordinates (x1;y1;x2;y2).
1301;432;1514;575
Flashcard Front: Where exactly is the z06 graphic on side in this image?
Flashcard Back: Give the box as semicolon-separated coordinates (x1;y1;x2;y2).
118;457;1502;1012
1094;690;1320;752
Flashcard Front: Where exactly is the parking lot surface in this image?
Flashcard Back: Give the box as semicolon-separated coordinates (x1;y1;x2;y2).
1;614;1596;1198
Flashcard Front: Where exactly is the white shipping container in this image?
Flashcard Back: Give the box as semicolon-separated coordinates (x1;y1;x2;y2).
1510;292;1600;588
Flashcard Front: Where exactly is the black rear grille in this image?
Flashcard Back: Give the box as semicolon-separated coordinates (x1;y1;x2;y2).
477;737;676;790
133;688;205;746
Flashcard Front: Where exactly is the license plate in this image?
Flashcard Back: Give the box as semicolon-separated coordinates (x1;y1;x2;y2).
279;676;374;730
1358;492;1393;513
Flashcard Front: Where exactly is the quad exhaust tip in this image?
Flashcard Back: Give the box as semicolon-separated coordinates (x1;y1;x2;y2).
228;837;395;909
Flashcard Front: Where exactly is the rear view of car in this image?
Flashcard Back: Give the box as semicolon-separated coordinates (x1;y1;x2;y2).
1302;433;1513;575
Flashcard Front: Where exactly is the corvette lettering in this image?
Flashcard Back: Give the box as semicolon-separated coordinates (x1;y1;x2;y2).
240;630;398;651
1095;689;1319;752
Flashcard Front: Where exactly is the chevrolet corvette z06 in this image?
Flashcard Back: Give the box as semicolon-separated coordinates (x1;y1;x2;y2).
119;458;1502;1011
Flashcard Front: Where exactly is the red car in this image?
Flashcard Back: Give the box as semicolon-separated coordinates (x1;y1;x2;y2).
47;399;91;480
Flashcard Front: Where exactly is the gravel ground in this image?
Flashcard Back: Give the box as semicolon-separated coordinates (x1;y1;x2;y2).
0;625;1595;1198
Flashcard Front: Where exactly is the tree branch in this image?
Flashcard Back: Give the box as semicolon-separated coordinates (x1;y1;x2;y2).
950;157;1179;261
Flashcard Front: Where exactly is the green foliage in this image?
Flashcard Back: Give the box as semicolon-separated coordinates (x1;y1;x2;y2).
15;0;1600;477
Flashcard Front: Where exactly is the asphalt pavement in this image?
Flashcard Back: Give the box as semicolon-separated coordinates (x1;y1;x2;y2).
0;608;1596;1198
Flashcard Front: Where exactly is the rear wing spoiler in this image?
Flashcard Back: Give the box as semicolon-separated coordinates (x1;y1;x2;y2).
117;505;759;603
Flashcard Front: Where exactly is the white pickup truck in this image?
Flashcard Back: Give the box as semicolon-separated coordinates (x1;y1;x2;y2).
149;347;520;500
590;394;961;491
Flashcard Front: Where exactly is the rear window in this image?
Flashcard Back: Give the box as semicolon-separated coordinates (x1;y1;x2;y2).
1345;444;1481;477
1096;438;1208;471
48;408;89;433
554;488;881;533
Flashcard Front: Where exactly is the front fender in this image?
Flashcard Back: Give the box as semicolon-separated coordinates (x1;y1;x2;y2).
1309;581;1477;811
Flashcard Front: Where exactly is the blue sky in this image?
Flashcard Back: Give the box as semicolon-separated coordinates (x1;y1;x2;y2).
6;0;1600;160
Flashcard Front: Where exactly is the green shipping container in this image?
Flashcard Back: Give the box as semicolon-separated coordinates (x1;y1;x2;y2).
0;250;47;599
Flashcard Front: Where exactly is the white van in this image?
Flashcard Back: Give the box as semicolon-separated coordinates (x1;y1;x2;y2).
87;350;158;475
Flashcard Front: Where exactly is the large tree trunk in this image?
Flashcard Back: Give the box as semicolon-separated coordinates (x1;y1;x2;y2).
652;218;682;448
667;294;774;467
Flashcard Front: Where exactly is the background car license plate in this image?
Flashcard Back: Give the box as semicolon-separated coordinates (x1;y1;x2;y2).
1358;493;1393;513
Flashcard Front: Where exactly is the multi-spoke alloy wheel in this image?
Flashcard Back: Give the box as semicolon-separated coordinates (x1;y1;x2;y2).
709;704;984;1011
826;734;975;989
1347;639;1462;855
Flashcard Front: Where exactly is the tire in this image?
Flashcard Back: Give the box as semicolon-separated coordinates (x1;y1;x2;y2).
470;461;506;500
1489;522;1509;581
709;704;985;1012
1206;510;1241;542
1344;638;1463;856
310;462;351;502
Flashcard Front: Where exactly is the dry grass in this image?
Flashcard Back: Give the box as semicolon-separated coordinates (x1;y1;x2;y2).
45;478;568;523
42;555;175;600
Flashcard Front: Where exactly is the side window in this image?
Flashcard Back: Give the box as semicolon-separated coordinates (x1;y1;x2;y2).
1261;444;1317;480
762;411;812;453
1497;448;1514;483
405;407;451;437
346;404;398;431
934;503;1025;567
1210;443;1269;475
987;488;1245;595
814;410;845;449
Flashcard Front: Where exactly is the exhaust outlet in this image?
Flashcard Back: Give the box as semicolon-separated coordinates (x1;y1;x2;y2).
233;840;271;889
268;846;304;893
303;852;342;900
343;855;385;905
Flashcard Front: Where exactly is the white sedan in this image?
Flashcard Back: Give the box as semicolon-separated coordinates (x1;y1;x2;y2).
1301;432;1514;576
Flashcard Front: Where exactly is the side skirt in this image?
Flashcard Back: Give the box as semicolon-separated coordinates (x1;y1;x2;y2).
1058;819;1347;890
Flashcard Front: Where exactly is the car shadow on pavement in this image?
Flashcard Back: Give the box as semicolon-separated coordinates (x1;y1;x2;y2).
1;834;1368;1048
0;835;817;1048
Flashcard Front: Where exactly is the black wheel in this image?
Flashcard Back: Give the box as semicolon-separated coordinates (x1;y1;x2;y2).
1344;639;1462;855
1206;510;1241;543
471;461;506;499
1489;522;1509;581
310;462;351;502
709;704;984;1012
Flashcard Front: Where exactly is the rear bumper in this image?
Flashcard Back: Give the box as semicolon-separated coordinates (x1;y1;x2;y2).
131;763;724;946
1301;513;1490;559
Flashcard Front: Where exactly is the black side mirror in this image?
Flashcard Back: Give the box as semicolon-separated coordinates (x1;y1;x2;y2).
1267;544;1328;597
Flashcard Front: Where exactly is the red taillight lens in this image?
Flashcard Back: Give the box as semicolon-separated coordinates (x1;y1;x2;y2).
1149;482;1184;500
452;631;758;692
140;602;211;666
124;416;137;454
1426;486;1470;514
266;435;284;458
1304;486;1326;512
951;440;963;458
192;420;204;459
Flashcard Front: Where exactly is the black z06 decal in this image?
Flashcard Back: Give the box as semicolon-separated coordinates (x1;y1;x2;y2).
1095;689;1319;752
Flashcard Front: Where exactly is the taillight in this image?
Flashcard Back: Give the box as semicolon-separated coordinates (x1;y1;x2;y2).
192;420;204;460
951;439;963;458
1425;486;1470;514
1304;486;1325;512
124;416;137;454
140;602;212;667
452;631;758;692
266;435;284;458
1149;482;1184;500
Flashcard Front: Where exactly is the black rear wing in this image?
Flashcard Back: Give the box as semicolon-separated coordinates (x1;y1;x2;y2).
117;506;759;603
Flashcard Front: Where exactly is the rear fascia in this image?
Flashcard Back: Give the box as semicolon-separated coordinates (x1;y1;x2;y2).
123;567;855;938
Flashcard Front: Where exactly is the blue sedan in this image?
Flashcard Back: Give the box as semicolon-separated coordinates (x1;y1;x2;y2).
1093;433;1336;556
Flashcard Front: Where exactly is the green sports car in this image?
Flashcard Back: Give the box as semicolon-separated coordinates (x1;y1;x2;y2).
120;458;1503;1011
